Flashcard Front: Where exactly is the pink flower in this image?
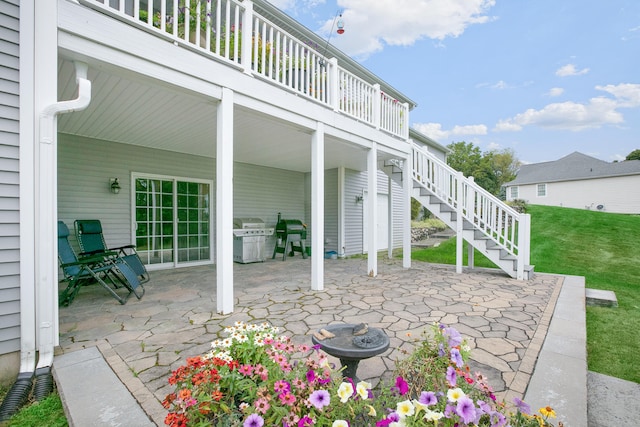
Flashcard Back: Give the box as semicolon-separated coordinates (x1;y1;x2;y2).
254;397;270;414
239;364;254;376
274;380;291;393
279;391;296;406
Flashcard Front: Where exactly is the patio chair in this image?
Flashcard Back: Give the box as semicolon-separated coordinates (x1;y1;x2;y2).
74;219;150;284
58;221;144;306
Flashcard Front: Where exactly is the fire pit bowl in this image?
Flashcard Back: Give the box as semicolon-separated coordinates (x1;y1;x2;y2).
311;323;389;381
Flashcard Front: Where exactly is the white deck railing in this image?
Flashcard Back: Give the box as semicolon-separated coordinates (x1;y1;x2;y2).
82;0;409;139
412;144;530;277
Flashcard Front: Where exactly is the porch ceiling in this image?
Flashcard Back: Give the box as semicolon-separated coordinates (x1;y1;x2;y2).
56;59;372;173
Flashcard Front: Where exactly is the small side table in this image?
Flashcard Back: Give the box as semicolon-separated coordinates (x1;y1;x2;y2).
311;323;390;381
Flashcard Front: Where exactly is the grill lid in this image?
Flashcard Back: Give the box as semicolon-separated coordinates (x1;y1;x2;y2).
233;217;265;229
276;219;306;234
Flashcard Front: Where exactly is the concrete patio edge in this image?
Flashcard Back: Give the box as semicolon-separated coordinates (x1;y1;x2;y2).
524;274;587;427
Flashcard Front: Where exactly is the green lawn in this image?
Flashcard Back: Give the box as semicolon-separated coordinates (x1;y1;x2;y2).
0;385;67;426
412;204;640;383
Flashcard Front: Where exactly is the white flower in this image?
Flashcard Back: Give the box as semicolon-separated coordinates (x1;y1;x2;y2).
332;421;349;427
423;409;444;421
447;387;465;402
356;381;372;399
396;399;415;418
337;382;354;403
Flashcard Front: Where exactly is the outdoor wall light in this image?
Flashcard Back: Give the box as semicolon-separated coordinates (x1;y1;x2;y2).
110;178;121;194
355;195;363;203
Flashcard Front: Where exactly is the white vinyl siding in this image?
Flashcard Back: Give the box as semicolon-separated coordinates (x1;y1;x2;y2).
323;169;339;253
235;162;305;254
0;0;20;355
343;168;404;255
516;176;640;214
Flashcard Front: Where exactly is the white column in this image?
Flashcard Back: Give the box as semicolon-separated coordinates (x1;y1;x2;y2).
402;157;412;268
217;88;234;314
337;166;345;257
311;122;325;291
367;144;378;276
456;172;464;274
387;174;393;259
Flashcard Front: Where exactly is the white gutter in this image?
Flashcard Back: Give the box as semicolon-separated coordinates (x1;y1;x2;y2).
36;60;91;371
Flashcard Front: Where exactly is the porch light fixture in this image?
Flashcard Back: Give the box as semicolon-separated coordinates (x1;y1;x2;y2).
355;194;363;203
110;178;121;194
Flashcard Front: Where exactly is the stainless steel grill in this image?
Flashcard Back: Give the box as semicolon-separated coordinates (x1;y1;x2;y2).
233;218;274;264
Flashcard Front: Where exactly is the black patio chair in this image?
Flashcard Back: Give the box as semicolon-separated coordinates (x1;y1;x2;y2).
74;219;150;284
58;221;144;306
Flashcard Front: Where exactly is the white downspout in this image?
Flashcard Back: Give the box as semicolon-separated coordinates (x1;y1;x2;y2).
36;61;91;373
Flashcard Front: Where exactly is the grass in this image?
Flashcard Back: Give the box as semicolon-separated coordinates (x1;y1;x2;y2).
412;204;640;384
0;384;67;427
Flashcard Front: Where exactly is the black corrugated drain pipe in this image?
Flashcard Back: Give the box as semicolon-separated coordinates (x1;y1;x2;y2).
0;372;34;421
33;366;53;401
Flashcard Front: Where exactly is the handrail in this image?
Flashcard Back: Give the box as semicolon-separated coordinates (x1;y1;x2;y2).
79;0;409;139
412;143;529;268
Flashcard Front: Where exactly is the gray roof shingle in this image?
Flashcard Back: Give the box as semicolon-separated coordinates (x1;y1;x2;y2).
505;152;640;186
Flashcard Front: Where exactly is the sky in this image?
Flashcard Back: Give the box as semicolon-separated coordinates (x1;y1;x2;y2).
267;0;640;164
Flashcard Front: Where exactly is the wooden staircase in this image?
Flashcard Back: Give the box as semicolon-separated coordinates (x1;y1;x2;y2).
384;144;533;280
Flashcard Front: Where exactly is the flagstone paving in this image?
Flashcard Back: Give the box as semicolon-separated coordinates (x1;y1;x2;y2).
56;257;563;426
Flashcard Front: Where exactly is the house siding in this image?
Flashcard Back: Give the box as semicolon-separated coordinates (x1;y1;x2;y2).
342;169;404;255
58;134;307;261
0;0;20;355
323;169;339;253
511;175;640;214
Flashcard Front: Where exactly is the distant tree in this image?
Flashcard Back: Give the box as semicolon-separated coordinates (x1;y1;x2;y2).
446;142;521;197
625;149;640;161
488;148;521;188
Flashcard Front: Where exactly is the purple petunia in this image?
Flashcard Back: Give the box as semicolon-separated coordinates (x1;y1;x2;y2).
513;397;531;415
244;413;264;427
308;389;331;409
418;391;438;406
490;411;507;427
444;327;462;348
456;396;476;424
446;366;457;387
450;348;464;368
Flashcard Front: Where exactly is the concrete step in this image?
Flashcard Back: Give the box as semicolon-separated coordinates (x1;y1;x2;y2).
53;346;156;427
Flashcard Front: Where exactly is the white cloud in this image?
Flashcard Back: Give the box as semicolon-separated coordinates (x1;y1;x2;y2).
486;142;501;151
555;64;589;77
495;83;640;132
316;0;496;59
596;83;640;107
547;87;564;97
413;122;487;141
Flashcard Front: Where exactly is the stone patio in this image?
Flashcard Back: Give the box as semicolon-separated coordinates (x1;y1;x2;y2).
56;257;564;425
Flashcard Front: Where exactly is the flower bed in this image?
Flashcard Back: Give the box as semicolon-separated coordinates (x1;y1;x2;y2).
163;321;560;427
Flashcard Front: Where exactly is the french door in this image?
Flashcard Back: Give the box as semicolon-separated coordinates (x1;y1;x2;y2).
133;174;213;269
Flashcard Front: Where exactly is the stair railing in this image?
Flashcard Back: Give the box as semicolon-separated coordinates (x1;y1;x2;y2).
412;143;530;278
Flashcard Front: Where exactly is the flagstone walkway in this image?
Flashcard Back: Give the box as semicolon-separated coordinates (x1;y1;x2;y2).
56;257;564;425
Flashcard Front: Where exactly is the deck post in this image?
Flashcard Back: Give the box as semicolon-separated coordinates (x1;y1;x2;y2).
367;143;378;277
217;88;234;314
311;122;325;291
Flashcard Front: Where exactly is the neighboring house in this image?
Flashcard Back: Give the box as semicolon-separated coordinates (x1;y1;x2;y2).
504;152;640;214
0;0;530;385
